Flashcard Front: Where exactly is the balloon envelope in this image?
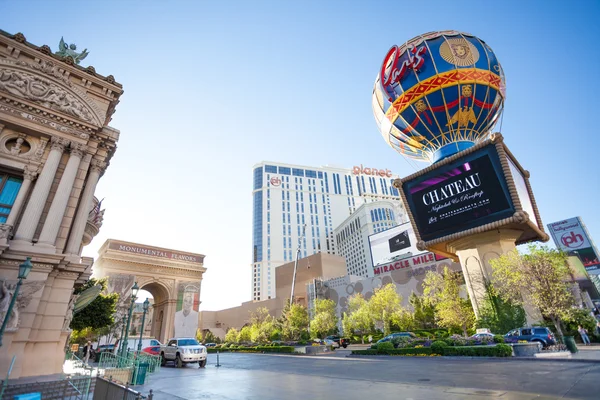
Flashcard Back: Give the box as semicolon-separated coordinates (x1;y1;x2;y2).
372;31;505;163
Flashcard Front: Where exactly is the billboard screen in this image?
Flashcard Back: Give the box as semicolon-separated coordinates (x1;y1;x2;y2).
548;217;600;274
402;144;514;242
368;222;420;267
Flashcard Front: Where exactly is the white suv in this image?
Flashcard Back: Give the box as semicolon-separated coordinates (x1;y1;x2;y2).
160;338;207;368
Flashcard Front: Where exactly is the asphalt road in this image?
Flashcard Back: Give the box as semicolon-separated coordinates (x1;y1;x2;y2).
140;352;600;399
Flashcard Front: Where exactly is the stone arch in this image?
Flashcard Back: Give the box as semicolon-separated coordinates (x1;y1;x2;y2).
94;240;206;345
138;280;172;343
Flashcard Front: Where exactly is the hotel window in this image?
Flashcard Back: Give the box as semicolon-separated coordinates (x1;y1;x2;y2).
0;174;22;223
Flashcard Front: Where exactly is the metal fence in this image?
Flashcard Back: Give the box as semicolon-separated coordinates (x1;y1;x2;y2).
0;351;157;400
92;376;153;400
0;376;94;400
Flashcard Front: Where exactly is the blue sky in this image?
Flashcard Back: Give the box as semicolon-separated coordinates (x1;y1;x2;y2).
2;0;599;310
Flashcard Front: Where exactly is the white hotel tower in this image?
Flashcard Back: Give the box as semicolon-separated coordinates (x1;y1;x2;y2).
251;161;404;301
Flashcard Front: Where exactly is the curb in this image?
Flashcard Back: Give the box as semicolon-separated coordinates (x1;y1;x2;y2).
346;354;600;363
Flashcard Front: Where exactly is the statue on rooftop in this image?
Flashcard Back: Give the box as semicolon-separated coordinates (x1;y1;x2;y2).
55;37;89;65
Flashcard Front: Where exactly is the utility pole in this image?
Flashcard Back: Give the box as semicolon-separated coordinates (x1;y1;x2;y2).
290;224;307;307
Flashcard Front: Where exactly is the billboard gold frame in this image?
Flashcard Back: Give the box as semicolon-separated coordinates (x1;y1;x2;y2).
393;133;549;261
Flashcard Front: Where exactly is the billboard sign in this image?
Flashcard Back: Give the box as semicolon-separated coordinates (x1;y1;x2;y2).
402;144;514;242
548;217;600;274
368;222;420;267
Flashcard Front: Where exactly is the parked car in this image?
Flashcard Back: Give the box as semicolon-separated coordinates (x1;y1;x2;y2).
114;337;162;353
322;338;340;348
325;335;350;348
471;333;495;341
504;327;556;348
160;338;207;368
203;343;217;347
94;344;115;362
377;332;416;347
142;346;161;355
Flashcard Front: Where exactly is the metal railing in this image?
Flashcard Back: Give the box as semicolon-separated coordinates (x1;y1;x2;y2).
92;376;153;400
0;376;94;400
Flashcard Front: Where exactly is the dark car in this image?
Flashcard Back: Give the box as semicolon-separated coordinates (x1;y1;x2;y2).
376;332;416;347
325;336;349;348
505;327;556;348
94;344;115;362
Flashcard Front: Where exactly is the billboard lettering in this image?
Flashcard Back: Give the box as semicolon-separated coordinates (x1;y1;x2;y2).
403;145;514;242
380;45;427;88
108;241;204;264
373;252;441;275
548;217;600;274
352;165;392;177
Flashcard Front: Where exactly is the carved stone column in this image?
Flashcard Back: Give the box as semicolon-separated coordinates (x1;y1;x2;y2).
5;165;38;228
65;159;105;255
37;143;86;247
13;137;69;242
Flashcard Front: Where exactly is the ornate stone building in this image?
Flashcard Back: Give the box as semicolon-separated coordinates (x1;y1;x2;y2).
0;30;123;378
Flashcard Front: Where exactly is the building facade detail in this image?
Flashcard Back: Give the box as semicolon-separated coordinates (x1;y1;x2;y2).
0;30;124;379
94;240;206;344
335;201;403;277
251;161;405;301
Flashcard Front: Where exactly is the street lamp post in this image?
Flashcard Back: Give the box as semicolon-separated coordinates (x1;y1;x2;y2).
137;298;150;352
118;315;127;355
120;282;139;359
0;258;33;347
290;224;307;307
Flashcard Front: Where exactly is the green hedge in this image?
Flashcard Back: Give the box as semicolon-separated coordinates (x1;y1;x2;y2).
353;348;434;356
207;346;294;354
352;344;512;357
442;344;512;357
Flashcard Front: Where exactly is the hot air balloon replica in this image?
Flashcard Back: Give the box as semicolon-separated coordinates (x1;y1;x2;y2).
373;31;505;164
373;31;548;320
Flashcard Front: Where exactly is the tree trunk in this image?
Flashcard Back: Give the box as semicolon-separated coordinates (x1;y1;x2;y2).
462;325;468;337
551;317;564;339
361;335;364;344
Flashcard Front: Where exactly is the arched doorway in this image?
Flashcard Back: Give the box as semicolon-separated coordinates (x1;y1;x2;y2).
138;282;170;343
93;239;206;345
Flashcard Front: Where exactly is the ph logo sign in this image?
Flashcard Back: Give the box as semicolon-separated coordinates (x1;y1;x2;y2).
270;177;281;187
561;231;585;249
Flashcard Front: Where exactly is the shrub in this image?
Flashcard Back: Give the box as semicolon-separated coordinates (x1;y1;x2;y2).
370;344;378;350
493;335;505;344
256;346;294;353
353;344;513;357
442;344;512;357
391;337;412;348
430;340;448;354
377;342;394;351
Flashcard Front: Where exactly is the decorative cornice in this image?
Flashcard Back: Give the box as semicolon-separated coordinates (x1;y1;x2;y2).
0;102;91;139
50;136;69;151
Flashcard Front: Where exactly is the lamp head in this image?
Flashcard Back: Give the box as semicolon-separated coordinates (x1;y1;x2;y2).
143;298;150;311
131;282;139;298
18;257;33;280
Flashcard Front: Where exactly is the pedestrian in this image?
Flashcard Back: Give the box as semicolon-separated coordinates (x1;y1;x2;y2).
82;341;92;364
578;325;590;346
595;321;600;336
368;335;372;344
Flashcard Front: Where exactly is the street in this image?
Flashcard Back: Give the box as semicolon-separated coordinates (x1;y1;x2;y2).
139;353;600;399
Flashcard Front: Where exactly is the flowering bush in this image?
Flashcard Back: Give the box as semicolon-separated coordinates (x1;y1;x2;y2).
414;345;424;349
391;337;413;348
543;344;568;352
423;339;432;347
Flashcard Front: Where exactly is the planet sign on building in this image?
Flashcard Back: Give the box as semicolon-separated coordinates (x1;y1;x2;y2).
372;31;548;322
